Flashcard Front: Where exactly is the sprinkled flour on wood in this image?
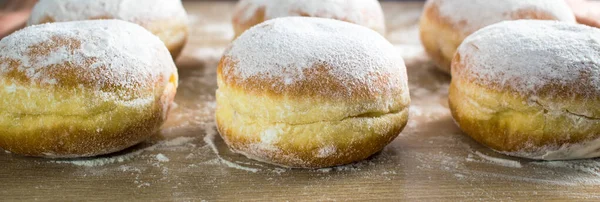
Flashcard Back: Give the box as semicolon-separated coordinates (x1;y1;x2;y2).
474;151;522;168
156;154;170;162
51;136;197;167
203;126;259;173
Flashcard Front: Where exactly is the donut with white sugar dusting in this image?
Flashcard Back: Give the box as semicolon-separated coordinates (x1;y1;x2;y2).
216;17;410;168
27;0;189;59
0;20;178;158
420;0;576;74
450;20;600;160
232;0;386;38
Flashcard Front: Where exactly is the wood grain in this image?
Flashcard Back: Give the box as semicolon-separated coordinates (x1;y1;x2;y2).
1;2;599;201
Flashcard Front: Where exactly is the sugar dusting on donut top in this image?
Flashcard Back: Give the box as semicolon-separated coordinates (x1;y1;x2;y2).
429;0;576;34
28;0;187;26
222;17;406;99
235;0;384;30
455;20;600;99
0;20;175;98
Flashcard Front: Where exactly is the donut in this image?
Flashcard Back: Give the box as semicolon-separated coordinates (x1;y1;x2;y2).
0;20;178;158
450;20;600;160
420;0;576;74
27;0;189;59
232;0;386;38
565;0;600;28
216;17;410;168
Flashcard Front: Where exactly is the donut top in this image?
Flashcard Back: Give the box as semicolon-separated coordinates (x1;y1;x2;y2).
429;0;576;34
221;17;406;99
0;20;175;99
28;0;187;26
455;20;600;99
234;0;385;32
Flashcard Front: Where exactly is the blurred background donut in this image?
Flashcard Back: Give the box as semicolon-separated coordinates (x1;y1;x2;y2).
419;0;576;74
26;0;189;59
231;0;386;38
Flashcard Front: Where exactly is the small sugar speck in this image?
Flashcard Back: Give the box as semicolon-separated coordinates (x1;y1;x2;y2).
156;153;170;162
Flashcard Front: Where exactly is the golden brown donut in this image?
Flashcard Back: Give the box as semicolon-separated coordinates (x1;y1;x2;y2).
420;0;576;74
0;20;178;158
27;0;189;59
450;20;600;160
232;0;386;38
216;17;410;168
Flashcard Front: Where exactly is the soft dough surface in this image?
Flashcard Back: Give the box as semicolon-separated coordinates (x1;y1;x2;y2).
217;17;410;168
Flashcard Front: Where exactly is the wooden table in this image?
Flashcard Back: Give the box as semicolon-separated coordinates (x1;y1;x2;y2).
2;2;600;201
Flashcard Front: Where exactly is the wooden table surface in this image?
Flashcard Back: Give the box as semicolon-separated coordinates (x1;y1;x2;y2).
2;2;600;201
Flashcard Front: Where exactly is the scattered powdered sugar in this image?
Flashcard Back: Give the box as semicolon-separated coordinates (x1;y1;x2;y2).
533;160;600;177
406;104;448;129
411;137;600;186
528;160;600;185
28;0;188;25
51;149;144;167
161;137;197;148
234;0;385;33
51;136;197;167
203;126;260;173
404;66;450;131
500;137;600;161
156;154;170;162
456;20;600;99
429;0;575;34
474;151;522;168
225;17;406;97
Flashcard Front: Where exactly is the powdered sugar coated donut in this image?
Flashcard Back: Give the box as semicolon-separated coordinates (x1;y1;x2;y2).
0;20;178;158
455;20;600;98
217;17;409;168
450;20;600;160
432;0;575;34
28;0;189;59
232;0;385;38
226;17;405;99
420;0;576;73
